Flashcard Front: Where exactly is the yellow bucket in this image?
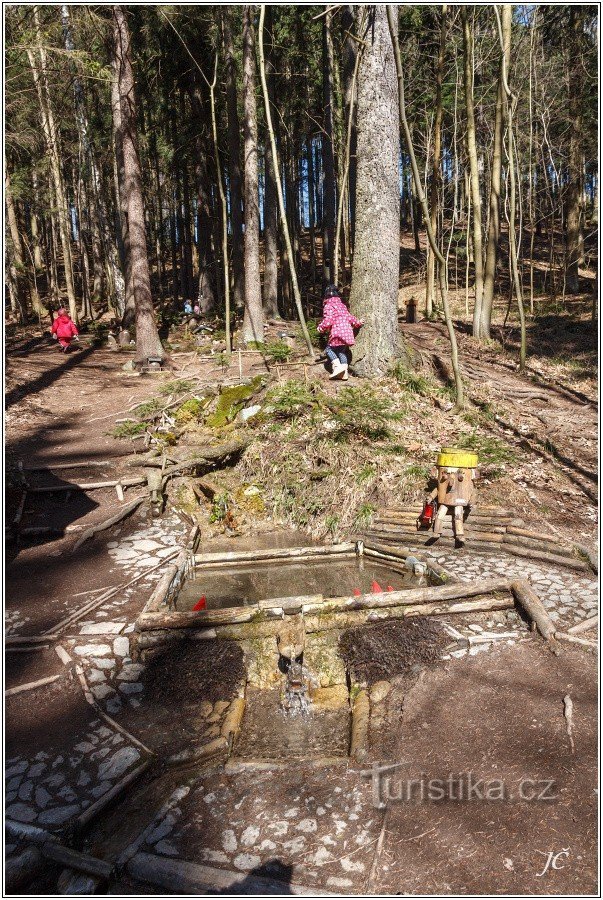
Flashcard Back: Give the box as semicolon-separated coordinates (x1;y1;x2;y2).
437;447;478;468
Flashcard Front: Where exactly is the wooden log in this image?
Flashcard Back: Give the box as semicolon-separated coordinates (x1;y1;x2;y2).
166;737;229;767
221;698;246;744
45;549;180;636
362;544;454;583
41;843;113;880
567;615;598;635
506;525;560;542
502;533;576;559
23;460;113;472
555;632;597;650
259;594;323;611
5;634;56;645
193;543;356;566
56;869;103;894
71;496;145;553
5;674;62;696
510;580;557;644
350;689;370;762
302;596;515;634
30;477;145;493
13;489;27;526
138;578;512;631
5;819;58;845
76;760;151;830
6;644;50;653
374;516;509;533
126;851;331;896
5;846;44;893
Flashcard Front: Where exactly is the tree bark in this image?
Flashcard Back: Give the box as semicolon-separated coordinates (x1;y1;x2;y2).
241;6;263;344
341;5;358;252
113;5;164;362
191;85;217;314
221;8;245;311
262;5;279;318
5;162;28;320
111;66;134;324
461;8;485;339
565;8;584;294
349;5;401;376
322;12;337;283
425;5;446;318
27;11;78;322
481;7;508;339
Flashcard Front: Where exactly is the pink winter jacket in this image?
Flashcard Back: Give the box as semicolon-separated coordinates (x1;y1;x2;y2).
51;313;79;340
317;296;363;347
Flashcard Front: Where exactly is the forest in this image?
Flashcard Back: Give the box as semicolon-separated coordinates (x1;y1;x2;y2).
5;4;598;397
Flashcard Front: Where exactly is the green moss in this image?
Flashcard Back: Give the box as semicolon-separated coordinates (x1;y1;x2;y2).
206;376;264;428
174;397;208;424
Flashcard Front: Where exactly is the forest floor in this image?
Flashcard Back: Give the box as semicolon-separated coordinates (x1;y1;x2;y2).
4;285;598;894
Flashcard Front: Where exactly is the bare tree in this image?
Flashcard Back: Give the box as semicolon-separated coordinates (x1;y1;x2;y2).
113;5;164;362
241;5;263;344
349;5;401;376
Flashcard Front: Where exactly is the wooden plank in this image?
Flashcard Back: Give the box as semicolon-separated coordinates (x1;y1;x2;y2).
5;674;62;696
193;543;357;566
41;843;113;880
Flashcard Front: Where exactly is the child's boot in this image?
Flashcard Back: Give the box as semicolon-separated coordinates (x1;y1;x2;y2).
329;361;344;379
341;364;349;380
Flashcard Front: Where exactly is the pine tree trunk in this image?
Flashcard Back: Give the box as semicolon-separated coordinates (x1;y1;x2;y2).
221;8;245;312
113;5;163;362
241;5;263;344
349;5;401;376
111;67;135;325
425;5;446;318
5;163;28;321
565;8;584;294
341;5;358;252
26;17;78;322
262;5;279;318
481;9;508;339
322;13;337;283
461;8;485;338
191;85;217;314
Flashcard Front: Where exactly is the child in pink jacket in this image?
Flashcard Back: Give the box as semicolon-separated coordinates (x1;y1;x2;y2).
317;285;363;380
51;307;79;352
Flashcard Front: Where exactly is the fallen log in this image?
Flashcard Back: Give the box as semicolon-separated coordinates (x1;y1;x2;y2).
41;843;113;881
23;460;114;472
221;698;246;745
5;674;62;696
362;543;453;582
76;760;152;831
567;615;598;635
555;632;597;650
350;689;370;762
45;548;180;636
510;580;557;645
127;851;332;896
71;496;145;553
30;477;145;493
5;847;44;893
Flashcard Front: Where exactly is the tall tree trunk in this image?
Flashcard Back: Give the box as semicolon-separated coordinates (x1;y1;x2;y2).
111;67;135;324
27;11;78;322
5;163;28;321
341;5;358;252
262;5;279;318
481;7;508;339
221;8;245;311
113;5;163;362
322;12;336;283
191;85;217;314
258;5;313;356
241;6;263;343
565;7;584;294
306;135;318;287
461;8;485;339
349;5;401;376
425;5;447;318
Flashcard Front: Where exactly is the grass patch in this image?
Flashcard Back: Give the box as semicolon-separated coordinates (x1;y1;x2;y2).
353;502;375;530
391;362;433;397
111;420;147;439
264;341;292;363
326;387;402;441
159;379;196;396
265;379;325;420
457;431;517;465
